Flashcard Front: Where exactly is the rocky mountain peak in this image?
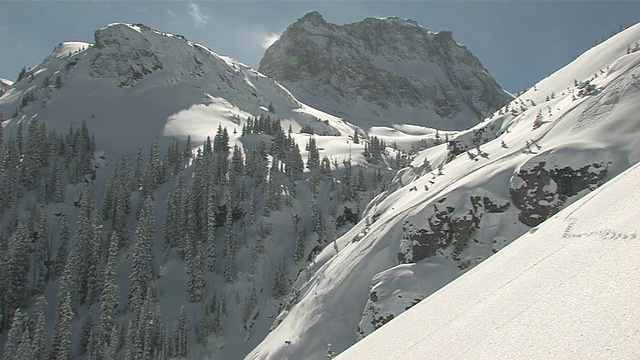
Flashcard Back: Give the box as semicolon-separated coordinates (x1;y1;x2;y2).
260;13;512;130
298;11;329;27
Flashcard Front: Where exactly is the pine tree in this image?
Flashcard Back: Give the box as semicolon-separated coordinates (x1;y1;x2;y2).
35;208;50;289
16;323;33;359
356;166;366;193
32;296;47;360
213;294;225;336
341;158;353;201
183;135;192;159
311;198;324;243
103;324;119;360
294;216;306;263
22;117;43;189
205;188;217;272
78;313;94;355
242;286;259;330
186;231;205;302
54;207;70;276
51;255;74;360
224;196;236;283
97;233;120;360
75;189;101;305
195;301;212;345
307;137;320;170
3;309;27;360
129;197;155;305
51;161;64;202
248;187;258;225
229;144;244;185
2;224;31;329
177;307;190;358
133;148;143;191
272;259;288;299
163;172;185;254
249;235;262;275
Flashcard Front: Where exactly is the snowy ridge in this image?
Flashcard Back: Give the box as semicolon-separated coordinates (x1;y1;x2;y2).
52;42;92;59
0;77;12;96
0;77;13;87
248;22;640;360
337;161;640;359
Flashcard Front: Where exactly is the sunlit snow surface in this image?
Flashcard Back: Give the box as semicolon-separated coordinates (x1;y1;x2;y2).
337;162;640;360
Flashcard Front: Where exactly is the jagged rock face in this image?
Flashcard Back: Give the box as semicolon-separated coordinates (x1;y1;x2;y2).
90;23;228;88
397;195;510;267
510;161;608;226
260;12;512;130
91;24;164;86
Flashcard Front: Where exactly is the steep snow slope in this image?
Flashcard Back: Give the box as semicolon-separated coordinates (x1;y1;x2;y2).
260;12;512;131
337;162;640;360
248;23;640;360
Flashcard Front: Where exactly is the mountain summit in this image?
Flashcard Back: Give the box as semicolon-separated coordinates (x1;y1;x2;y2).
259;12;512;130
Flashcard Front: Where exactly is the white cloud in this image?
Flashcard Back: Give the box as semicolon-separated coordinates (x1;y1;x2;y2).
187;3;208;28
260;32;280;49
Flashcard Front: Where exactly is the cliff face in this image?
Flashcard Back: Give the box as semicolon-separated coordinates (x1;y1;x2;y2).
259;12;512;130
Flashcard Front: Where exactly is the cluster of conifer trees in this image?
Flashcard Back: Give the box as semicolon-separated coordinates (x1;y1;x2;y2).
0;114;393;359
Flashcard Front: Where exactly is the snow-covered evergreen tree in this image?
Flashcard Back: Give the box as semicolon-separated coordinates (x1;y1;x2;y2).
224;195;236;283
75;189;101;305
205;187;217;272
51;255;74;360
54;207;70;277
294;216;306;263
129;196;155;305
3;308;27;360
272;258;288;299
35;208;50;289
2;224;31;329
307;136;320;170
78;312;94;355
96;233;120;360
32;295;47;360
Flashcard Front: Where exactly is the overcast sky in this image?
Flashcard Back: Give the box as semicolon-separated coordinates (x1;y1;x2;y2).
1;1;639;92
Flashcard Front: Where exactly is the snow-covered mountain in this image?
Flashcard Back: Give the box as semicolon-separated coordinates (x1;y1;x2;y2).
0;23;355;157
0;22;408;360
259;12;512;131
248;23;640;360
336;161;640;360
2;16;640;360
